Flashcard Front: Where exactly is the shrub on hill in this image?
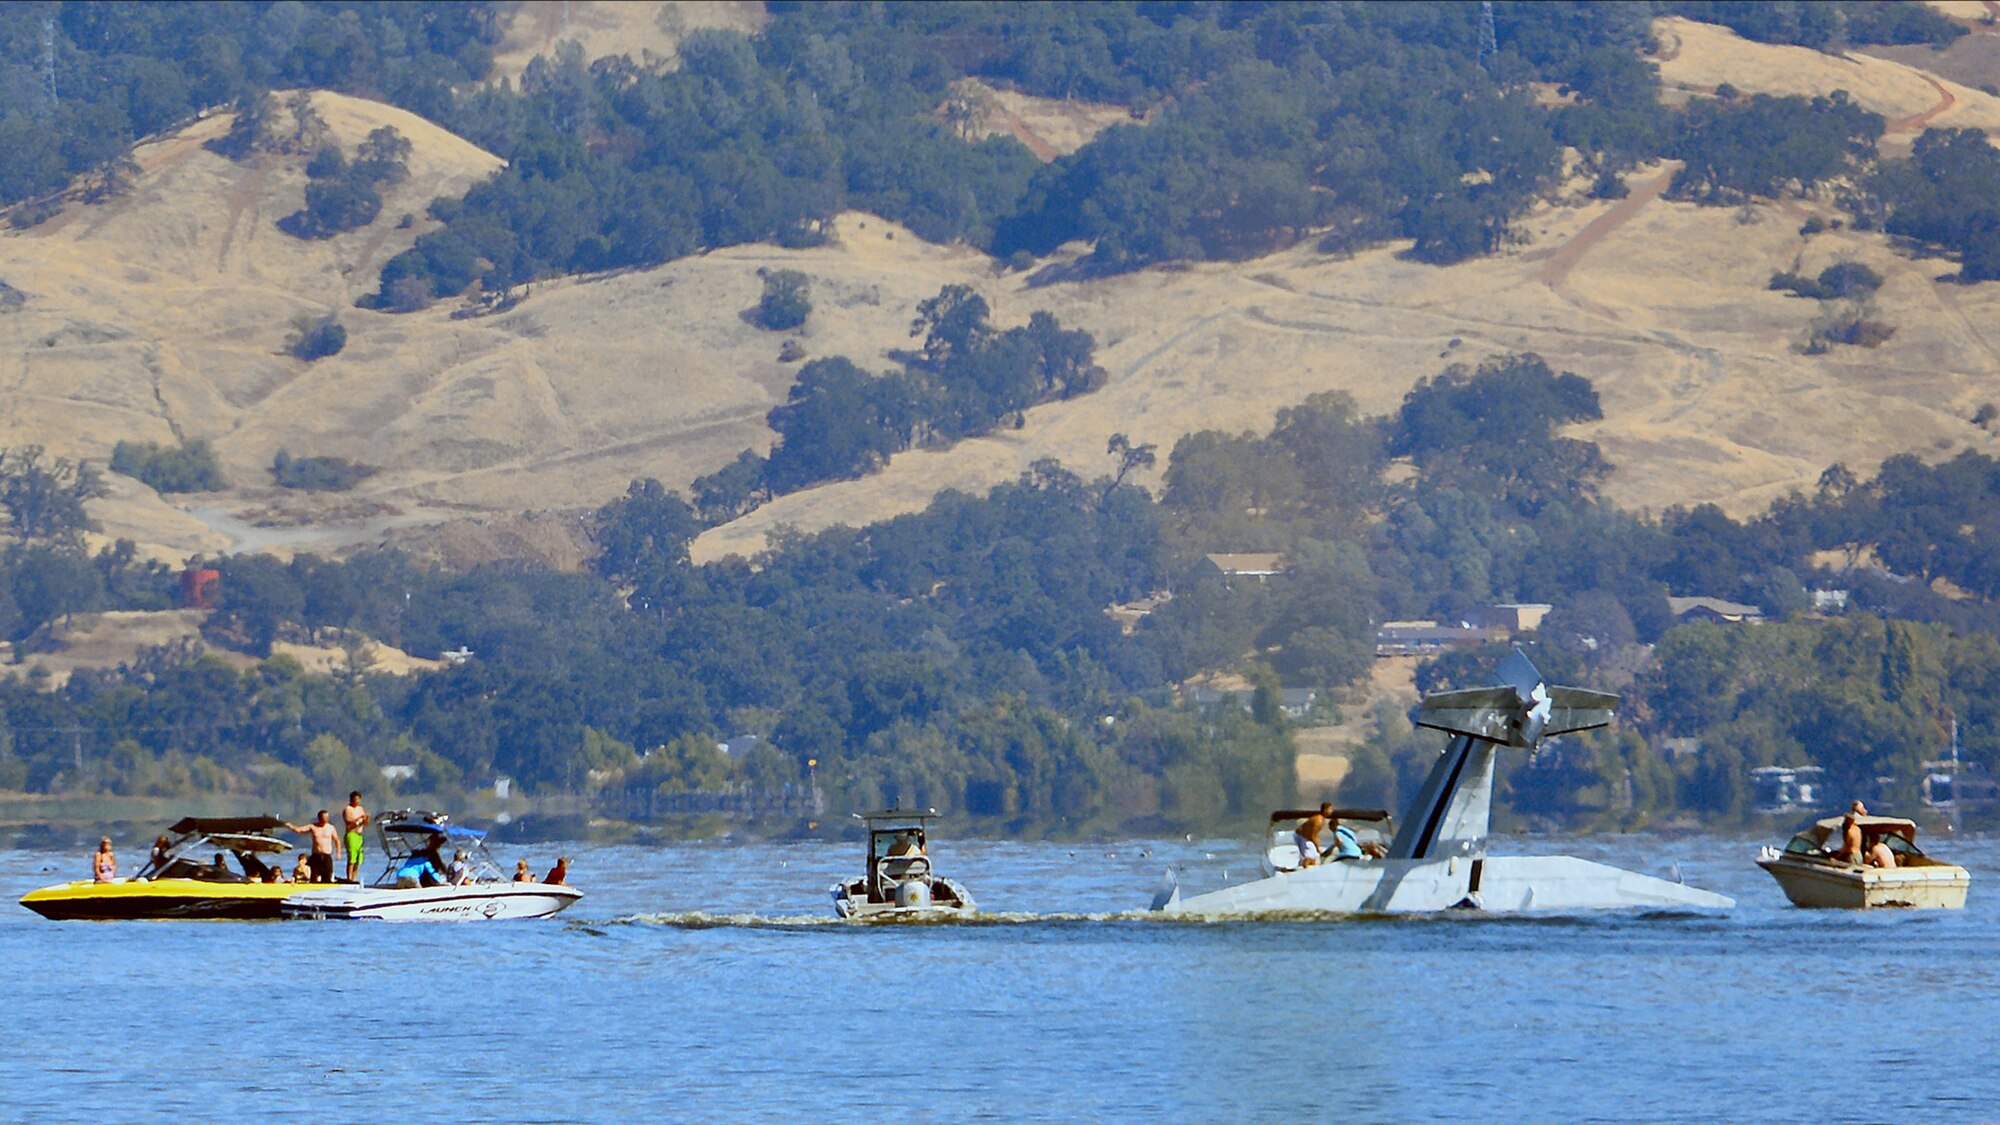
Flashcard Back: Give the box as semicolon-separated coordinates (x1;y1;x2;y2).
752;270;812;331
1769;261;1883;300
271;449;377;492
109;439;226;494
289;316;348;361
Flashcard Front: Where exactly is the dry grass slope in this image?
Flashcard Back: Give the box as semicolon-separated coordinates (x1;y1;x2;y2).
0;18;1991;578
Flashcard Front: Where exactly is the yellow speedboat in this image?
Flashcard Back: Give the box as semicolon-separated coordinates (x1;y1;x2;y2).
21;816;302;920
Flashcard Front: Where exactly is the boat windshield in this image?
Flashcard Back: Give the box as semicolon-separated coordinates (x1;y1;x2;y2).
1782;833;1823;856
872;829;927;859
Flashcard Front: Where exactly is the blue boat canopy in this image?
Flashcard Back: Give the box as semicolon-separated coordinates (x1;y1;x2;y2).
382;820;486;841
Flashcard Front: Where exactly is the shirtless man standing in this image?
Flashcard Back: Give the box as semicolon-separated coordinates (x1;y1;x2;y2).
342;791;369;883
1294;803;1337;869
1833;800;1868;865
289;810;340;884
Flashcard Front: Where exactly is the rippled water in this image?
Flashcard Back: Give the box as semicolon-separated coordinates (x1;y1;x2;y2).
6;831;1998;1122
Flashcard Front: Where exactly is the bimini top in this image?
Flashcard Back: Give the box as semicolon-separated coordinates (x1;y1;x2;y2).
378;810;487;842
855;808;940;824
1800;815;1918;845
1270;808;1391;824
383;820;487;842
167;815;292;836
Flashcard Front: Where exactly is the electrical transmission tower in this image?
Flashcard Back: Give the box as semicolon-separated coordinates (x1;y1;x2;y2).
1476;1;1500;75
41;16;59;114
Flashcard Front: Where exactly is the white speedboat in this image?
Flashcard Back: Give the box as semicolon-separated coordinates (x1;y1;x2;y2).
282;811;581;921
1758;815;1969;909
1261;808;1392;875
830;809;976;919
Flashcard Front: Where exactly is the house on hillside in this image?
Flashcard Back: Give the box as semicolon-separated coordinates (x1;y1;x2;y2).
1187;685;1319;718
1750;765;1824;813
1204;553;1286;586
1465;602;1552;632
1811;588;1849;614
1373;619;1504;657
1667;596;1764;625
1105;591;1173;635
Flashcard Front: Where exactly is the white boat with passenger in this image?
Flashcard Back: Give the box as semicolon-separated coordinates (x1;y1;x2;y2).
1757;814;1969;909
830;809;976;920
1262;807;1392;875
282;810;581;921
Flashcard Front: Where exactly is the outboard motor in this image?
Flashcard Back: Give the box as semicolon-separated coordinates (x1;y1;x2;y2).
894;879;933;909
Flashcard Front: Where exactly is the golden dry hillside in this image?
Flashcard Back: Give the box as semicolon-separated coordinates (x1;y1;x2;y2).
0;17;1996;573
488;1;768;83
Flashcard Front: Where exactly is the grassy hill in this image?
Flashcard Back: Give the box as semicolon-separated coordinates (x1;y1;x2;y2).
0;13;1995;573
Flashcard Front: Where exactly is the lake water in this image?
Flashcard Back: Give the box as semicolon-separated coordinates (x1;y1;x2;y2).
5;830;1997;1122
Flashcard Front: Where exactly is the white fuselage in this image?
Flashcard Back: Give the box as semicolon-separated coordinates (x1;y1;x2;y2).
281;882;582;921
1163;854;1732;914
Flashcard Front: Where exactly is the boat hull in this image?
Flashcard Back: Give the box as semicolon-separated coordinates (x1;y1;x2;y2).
1757;858;1968;909
831;877;976;920
1159;855;1734;915
20;879;296;921
281;883;583;921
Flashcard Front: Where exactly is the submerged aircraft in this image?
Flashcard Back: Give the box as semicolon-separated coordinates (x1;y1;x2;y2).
1151;649;1733;915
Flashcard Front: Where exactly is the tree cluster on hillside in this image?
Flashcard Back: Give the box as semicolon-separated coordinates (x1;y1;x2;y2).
694;286;1105;519
270;448;376;492
361;2;1669;302
6;351;2000;826
1667;2;1966;50
0;3;499;210
109;438;226;494
1668;90;1883;202
1857;127;2000;283
278;125;410;239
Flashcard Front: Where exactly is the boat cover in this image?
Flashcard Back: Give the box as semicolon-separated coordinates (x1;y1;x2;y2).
167;815;292;836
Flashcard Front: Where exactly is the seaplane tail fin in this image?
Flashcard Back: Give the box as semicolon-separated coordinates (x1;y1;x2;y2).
1387;734;1497;859
1415;649;1620;748
1543;686;1619;737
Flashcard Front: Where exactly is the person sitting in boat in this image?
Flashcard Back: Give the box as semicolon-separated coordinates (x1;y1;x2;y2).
1327;817;1363;862
446;849;472;886
1294;803;1363;867
238;851;273;883
513;860;535;883
293;852;313;883
92;838;117;884
887;831;925;858
1866;834;1898;869
149;835;171;869
544;857;570;885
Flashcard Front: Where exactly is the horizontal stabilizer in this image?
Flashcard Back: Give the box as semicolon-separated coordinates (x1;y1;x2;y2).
1414;681;1617;748
1542;686;1619;737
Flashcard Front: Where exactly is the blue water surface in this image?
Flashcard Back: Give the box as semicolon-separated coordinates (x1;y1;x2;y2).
4;831;1996;1123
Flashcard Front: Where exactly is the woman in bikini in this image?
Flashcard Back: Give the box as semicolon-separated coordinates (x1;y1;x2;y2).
92;838;118;883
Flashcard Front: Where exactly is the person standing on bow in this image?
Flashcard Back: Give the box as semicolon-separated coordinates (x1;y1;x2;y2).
288;811;340;883
342;791;370;883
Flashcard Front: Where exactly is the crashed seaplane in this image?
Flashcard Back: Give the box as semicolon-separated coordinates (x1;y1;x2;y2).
1151;649;1733;916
